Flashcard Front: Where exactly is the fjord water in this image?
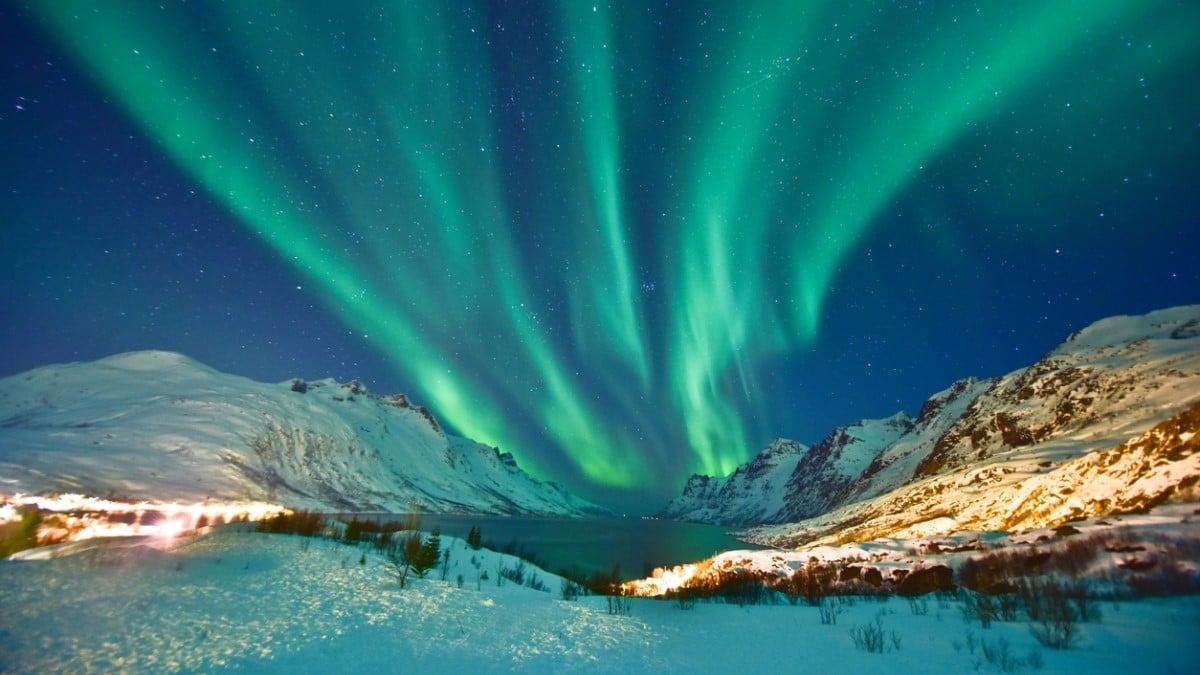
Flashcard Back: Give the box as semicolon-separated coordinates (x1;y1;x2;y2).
360;515;758;581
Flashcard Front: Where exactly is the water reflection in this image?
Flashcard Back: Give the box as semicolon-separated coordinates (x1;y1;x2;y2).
352;514;761;581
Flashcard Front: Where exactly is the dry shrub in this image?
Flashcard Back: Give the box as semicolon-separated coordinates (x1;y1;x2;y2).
256;509;327;537
679;567;778;606
849;619;886;653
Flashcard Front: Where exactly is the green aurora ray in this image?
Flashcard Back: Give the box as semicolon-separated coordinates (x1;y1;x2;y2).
26;1;1199;497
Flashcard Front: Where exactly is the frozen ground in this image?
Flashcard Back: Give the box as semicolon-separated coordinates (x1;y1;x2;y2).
2;527;1198;673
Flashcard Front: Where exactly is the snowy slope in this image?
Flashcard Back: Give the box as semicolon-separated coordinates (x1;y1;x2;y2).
850;377;994;502
749;401;1200;547
659;413;915;526
774;411;914;523
662;306;1200;537
910;305;1200;479
658;439;809;525
0;351;601;516
2;525;1197;673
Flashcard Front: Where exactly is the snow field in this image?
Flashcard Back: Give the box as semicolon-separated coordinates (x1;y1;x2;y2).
3;526;1199;673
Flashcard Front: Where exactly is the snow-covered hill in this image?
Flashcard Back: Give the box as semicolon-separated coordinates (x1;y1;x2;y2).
0;351;602;516
661;306;1200;542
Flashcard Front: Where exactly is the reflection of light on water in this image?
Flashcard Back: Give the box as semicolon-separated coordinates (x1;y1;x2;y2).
2;493;284;545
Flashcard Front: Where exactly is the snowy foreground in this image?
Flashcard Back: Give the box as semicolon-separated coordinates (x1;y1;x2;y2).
2;527;1198;673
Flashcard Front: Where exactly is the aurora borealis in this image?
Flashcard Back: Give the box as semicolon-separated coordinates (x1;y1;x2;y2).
2;2;1198;510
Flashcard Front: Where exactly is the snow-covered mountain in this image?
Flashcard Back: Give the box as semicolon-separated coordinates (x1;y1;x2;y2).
661;306;1200;541
0;351;602;516
661;438;810;525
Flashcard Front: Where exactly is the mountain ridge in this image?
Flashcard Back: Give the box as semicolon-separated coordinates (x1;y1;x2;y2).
659;305;1200;542
0;350;603;516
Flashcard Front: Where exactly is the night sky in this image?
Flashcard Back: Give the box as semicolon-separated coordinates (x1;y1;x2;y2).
2;1;1197;511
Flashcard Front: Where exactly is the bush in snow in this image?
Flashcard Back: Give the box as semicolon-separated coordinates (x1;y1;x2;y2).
849;618;886;653
560;578;584;601
818;597;840;625
896;564;954;596
778;560;837;605
498;559;527;587
411;529;441;578
256;509;327;537
1126;559;1200;596
1019;578;1095;650
977;636;1027;672
525;572;547;592
606;592;632;616
716;569;772;606
1028;608;1077;649
671;565;776;606
584;565;624;596
465;525;483;550
1018;577;1100;624
385;529;440;580
957;532;1127;595
375;530;392;551
959;549;1023;594
959;590;997;628
1118;538;1200;597
390;553;411;589
1046;532;1103;577
343;516;364;544
674;588;697;610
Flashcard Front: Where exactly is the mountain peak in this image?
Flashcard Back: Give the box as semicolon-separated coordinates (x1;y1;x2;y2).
0;353;601;517
662;305;1200;538
95;350;214;372
1053;305;1200;356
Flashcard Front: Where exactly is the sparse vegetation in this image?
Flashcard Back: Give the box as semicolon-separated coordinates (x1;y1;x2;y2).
849;618;886;653
343;516;363;544
819;597;840;625
956;557;1104;650
960;590;996;628
606;592;633;616
8;496;1200;675
256;509;328;537
978;636;1020;672
560;578;584;601
246;506;1199;652
466;525;482;550
525;572;546;592
498;558;526;586
410;529;441;578
792;560;838;605
666;565;778;606
675;588;697;610
11;486;1196;675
